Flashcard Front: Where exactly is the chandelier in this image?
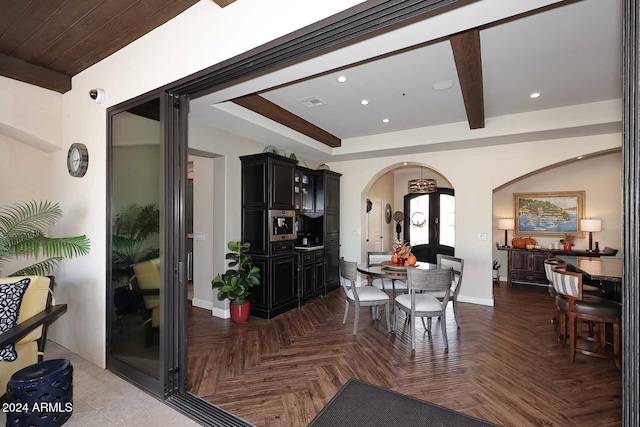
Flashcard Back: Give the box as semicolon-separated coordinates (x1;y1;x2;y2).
408;167;437;194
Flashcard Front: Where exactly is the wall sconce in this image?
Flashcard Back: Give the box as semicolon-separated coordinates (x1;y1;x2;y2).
580;218;602;252
498;218;515;247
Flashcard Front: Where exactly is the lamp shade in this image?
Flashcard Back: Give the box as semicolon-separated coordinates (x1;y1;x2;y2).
498;218;515;230
580;219;602;232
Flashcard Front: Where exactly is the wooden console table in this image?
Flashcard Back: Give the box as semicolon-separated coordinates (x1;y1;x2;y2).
497;247;613;286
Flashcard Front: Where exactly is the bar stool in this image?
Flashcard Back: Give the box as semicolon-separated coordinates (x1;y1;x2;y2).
552;268;621;369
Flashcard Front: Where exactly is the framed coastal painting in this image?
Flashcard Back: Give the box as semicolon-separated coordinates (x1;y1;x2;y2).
514;191;585;237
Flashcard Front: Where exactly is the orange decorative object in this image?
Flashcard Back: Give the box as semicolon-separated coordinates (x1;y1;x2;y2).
512;237;536;248
391;254;398;264
407;254;417;266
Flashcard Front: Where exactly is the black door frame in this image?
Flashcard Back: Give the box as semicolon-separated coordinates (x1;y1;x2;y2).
403;188;455;263
106;91;183;397
106;0;639;423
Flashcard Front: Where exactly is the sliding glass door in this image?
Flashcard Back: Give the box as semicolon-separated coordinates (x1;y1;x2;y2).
107;92;187;397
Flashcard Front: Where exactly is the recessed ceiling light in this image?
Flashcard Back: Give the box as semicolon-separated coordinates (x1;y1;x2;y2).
403;162;408;165
577;156;583;160
360;99;369;105
530;92;541;98
432;80;453;91
382;118;390;123
336;76;348;83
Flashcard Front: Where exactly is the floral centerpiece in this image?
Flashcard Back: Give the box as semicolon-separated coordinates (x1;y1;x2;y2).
392;239;413;264
560;233;576;251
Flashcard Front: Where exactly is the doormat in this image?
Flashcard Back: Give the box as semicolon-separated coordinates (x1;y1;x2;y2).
308;378;497;427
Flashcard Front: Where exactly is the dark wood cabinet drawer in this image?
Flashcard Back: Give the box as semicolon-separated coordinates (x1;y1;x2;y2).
271;241;294;254
315;251;324;261
303;253;314;263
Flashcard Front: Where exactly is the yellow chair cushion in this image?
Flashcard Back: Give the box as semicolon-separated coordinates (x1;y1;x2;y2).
0;276;51;345
133;258;160;311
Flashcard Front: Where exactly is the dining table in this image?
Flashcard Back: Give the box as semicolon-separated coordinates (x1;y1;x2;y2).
356;261;439;295
557;255;622;302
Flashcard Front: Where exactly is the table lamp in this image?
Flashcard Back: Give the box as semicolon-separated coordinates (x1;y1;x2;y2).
580;218;602;252
498;218;515;247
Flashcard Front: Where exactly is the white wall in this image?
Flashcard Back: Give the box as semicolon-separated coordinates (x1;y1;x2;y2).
0;76;63;152
188;120;268;317
190;155;215;310
0;134;52;276
331;133;621;307
492;151;622;275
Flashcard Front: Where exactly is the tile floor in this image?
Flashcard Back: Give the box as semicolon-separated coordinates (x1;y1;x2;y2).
0;340;201;427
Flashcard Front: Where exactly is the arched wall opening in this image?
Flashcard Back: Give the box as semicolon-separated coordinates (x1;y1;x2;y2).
360;162;454;262
491;148;622;289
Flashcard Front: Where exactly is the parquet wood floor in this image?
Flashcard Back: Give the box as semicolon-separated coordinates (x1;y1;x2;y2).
187;283;621;427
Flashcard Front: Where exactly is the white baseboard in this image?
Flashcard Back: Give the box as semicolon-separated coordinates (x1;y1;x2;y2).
192;298;213;311
457;295;495;307
212;306;230;319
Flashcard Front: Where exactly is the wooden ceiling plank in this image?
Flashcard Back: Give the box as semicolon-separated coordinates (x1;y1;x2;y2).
60;0;199;76
12;0;105;63
0;0;68;55
0;0;34;43
450;28;484;129
0;52;70;93
233;94;342;148
32;0;139;67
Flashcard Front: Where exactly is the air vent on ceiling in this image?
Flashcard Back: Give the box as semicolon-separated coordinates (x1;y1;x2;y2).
296;96;325;108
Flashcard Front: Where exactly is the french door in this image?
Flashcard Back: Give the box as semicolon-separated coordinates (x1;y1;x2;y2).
107;91;188;397
403;189;455;264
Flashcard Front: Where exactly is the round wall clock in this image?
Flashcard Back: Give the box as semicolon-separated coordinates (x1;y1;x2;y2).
385;203;392;224
67;143;89;177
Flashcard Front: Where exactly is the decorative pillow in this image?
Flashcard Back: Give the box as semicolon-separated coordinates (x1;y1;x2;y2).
0;278;30;361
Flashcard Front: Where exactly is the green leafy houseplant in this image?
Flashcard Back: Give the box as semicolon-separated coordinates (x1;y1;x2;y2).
111;203;160;286
211;241;260;305
0;201;91;276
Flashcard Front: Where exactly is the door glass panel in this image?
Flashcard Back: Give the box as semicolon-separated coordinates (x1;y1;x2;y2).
110;99;161;380
439;194;455;247
409;195;429;246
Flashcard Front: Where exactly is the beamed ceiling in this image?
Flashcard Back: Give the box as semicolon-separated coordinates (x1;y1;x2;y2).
0;0;235;93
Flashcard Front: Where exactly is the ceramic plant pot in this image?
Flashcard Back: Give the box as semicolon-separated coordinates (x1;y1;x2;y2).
230;301;251;323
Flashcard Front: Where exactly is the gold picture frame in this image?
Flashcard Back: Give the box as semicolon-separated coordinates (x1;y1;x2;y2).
514;191;585;237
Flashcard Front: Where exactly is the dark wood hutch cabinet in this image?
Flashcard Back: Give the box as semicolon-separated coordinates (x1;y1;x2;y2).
241;153;298;319
240;154;341;318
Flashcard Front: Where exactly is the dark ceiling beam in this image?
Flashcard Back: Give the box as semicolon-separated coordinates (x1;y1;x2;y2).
210;0;237;6
0;53;71;93
232;94;341;148
450;28;484;129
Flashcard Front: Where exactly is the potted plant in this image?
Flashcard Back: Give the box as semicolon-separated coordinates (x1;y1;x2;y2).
0;201;90;276
211;241;260;323
492;259;501;282
560;234;576;251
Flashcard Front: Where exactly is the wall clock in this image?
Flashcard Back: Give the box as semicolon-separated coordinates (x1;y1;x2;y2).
67;143;89;177
385;203;392;224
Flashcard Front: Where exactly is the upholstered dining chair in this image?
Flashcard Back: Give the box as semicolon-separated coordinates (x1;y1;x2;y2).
367;252;408;299
552;267;621;369
419;254;464;328
339;258;391;335
393;267;453;350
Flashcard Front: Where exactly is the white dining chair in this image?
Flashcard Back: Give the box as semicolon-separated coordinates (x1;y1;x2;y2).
340;258;391;335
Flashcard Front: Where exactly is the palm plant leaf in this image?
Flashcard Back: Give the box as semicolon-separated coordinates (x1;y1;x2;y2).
0;200;91;276
9;257;63;277
0;201;62;238
9;235;90;259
